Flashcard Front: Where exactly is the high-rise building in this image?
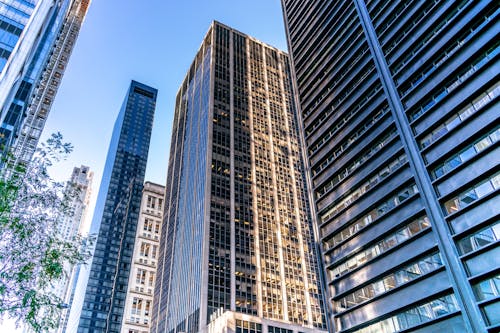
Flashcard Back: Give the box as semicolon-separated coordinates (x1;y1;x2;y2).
12;0;91;166
57;165;93;333
0;0;90;165
77;81;157;333
281;1;499;332
121;181;165;333
152;21;328;333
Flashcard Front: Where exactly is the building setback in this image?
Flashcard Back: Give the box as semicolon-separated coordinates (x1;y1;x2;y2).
281;1;499;332
121;181;165;333
77;81;157;333
0;0;90;165
151;21;328;333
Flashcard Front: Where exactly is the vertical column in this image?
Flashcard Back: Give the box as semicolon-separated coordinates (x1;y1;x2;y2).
229;30;236;312
200;25;216;330
277;56;314;325
262;45;289;321
246;38;264;318
353;1;487;332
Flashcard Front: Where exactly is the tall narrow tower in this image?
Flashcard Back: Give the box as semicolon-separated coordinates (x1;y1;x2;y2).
152;21;328;333
57;165;93;333
77;81;157;333
281;1;499;332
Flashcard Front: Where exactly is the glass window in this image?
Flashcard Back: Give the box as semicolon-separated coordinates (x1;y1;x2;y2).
474;137;492;152
483;301;500;325
475;181;494;198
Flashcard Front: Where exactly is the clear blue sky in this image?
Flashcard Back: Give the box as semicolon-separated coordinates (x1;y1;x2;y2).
42;0;287;225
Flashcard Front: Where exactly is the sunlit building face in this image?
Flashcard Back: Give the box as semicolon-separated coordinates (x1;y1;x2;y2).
152;21;328;333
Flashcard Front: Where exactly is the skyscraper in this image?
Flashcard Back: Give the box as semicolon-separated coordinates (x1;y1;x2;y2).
281;1;499;332
121;181;165;333
152;21;327;333
0;0;90;165
11;0;91;166
77;81;157;333
57;165;93;333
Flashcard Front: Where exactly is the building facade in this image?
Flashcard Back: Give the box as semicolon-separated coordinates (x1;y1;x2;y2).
0;0;90;166
151;21;328;333
77;81;157;333
11;0;91;166
121;181;165;333
57;165;93;333
281;1;499;332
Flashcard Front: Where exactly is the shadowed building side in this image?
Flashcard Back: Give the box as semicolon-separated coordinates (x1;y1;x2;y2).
281;0;499;332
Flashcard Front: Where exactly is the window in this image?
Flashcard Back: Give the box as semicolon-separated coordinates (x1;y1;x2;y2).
131;297;142;315
149;272;154;287
140;242;150;257
351;294;459;333
457;221;500;254
443;172;500;215
143;218;153;232
327;216;430;278
136;269;146;285
322;184;419;249
473;275;500;301
433;128;500;179
336;253;442;310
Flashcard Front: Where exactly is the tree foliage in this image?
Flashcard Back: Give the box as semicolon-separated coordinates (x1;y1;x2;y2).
0;133;93;332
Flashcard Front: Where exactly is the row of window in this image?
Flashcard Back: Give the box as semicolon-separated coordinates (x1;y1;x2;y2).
135;268;154;287
443;172;500;215
336;252;442;311
351;294;459;333
420;81;500;149
327;216;430;279
474;274;500;302
305;82;382;137
433;127;499;179
130;297;151;317
401;4;498;97
146;194;163;210
410;42;500;121
235;319;262;333
313;126;396;183
319;153;406;218
457;220;499;255
312;105;389;177
322;183;419;244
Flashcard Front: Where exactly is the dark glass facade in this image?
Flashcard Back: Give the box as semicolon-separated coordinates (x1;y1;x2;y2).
0;0;37;72
77;81;157;333
282;1;499;332
152;22;327;333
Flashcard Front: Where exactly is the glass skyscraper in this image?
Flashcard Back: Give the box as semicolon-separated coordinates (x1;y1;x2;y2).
151;21;328;333
77;80;157;333
281;1;499;332
0;0;90;166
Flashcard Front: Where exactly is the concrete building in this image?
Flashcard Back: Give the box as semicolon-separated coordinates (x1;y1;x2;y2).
151;21;328;333
121;182;165;333
281;1;499;332
76;81;157;333
57;165;93;333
